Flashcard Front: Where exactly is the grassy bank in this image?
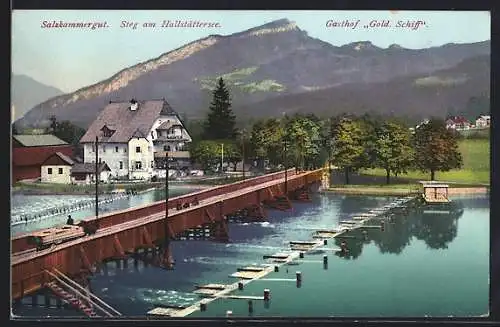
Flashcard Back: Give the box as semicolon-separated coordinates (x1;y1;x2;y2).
326;183;489;196
326;184;420;196
359;139;490;185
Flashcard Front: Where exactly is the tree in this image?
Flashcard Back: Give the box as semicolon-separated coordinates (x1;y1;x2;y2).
47;116;86;146
203;77;237;140
189;140;221;171
353;115;380;171
249;118;285;169
329;117;365;184
237;128;251;167
284;115;322;171
373;121;415;184
413;118;463;180
219;141;241;172
49;115;57;133
185;119;205;144
250;120;268;164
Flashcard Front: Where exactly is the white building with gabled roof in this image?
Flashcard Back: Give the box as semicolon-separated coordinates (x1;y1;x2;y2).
79;99;192;180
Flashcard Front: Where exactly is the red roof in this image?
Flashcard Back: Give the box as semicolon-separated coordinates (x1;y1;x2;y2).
12;145;73;167
446;116;470;124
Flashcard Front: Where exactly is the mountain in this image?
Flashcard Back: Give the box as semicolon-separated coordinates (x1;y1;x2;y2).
16;18;490;128
235;54;490;122
11;74;64;122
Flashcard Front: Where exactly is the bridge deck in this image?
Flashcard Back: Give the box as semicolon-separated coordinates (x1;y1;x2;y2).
11;169;323;300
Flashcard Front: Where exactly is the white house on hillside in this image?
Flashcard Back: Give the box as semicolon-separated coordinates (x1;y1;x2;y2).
79;99;192;180
475;115;490;128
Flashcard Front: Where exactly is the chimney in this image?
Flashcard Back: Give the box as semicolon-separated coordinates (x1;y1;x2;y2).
129;99;139;111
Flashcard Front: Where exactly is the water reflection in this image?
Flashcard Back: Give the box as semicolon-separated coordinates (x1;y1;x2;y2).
338;196;381;216
335;200;465;258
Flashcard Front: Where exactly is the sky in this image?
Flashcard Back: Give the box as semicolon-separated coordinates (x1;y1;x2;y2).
12;10;490;93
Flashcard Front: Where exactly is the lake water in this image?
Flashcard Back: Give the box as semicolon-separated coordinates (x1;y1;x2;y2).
10;185;201;236
12;193;489;318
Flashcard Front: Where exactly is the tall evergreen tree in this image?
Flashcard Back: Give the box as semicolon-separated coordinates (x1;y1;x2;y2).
203;77;236;140
414;118;463;180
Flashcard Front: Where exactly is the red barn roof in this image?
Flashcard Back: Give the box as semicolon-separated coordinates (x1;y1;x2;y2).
12;145;73;167
446;116;470;124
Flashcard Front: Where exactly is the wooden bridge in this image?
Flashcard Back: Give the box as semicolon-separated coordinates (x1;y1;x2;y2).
11;169;323;301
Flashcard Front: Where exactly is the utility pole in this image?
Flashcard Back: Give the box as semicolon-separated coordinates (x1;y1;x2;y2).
281;112;289;195
165;152;169;219
221;143;224;174
241;129;246;180
95;136;99;219
284;138;288;195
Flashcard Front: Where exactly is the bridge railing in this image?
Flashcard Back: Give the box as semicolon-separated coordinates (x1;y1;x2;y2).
11;168;296;252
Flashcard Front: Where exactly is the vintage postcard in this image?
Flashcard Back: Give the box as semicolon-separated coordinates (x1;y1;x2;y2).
11;10;490;319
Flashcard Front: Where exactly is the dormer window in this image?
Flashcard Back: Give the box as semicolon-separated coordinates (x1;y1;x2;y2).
101;124;115;138
130;99;139;111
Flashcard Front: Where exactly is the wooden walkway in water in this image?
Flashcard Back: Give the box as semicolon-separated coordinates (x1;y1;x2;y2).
147;195;419;317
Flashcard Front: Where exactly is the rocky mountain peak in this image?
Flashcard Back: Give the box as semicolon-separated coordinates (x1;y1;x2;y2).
342;41;380;51
233;18;300;38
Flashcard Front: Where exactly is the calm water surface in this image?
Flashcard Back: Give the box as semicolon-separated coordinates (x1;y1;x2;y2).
12;193;489;318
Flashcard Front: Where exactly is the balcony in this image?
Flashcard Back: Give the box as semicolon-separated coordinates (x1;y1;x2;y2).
153;135;189;142
154;151;190;159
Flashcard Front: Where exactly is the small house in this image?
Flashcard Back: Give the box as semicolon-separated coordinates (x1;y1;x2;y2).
12;134;73;182
71;163;111;184
475;115;490;128
445;116;471;130
40;152;75;184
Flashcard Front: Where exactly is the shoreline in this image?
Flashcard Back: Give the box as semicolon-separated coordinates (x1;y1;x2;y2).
324;186;489;196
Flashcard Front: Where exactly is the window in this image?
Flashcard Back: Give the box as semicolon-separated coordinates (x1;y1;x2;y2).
135;161;142;170
102;145;106;153
58;168;63;174
47;168;52;174
151;161;154;168
163;145;169;151
119;161;123;169
115;146;119;153
91;145;95;152
74;174;86;181
124;147;127;153
136;146;141;153
99;158;102;164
